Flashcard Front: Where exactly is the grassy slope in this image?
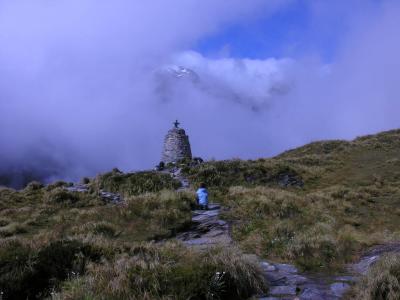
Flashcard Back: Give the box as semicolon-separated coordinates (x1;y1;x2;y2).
2;129;400;299
0;172;265;299
184;129;400;271
0;173;190;242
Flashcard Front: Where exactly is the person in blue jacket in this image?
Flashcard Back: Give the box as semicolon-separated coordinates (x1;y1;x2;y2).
196;183;209;210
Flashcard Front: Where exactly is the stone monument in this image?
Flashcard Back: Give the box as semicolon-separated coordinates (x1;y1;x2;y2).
161;120;192;163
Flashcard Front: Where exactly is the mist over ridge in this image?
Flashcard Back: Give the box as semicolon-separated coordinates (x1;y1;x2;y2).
1;0;400;187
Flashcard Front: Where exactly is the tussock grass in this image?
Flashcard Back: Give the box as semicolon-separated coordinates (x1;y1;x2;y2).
0;238;103;299
45;180;72;191
346;253;400;300
0;186;194;242
220;183;400;271
56;243;266;300
3;183;265;298
182;159;303;189
91;169;181;197
3;129;400;298
195;129;400;272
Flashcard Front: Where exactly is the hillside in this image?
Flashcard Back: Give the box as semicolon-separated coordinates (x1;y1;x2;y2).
182;129;400;270
1;129;400;299
184;129;400;190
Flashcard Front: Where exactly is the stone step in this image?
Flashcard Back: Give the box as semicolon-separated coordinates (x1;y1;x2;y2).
269;286;297;296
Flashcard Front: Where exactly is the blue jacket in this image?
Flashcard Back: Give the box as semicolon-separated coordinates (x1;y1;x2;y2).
196;188;208;205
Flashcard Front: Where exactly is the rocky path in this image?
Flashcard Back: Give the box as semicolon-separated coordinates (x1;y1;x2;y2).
258;242;400;299
175;199;351;299
65;174;400;298
168;167;190;190
176;203;232;250
175;199;400;299
167;167;232;250
258;262;352;299
167;169;400;299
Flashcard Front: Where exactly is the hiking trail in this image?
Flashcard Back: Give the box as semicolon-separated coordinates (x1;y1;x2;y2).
170;168;400;299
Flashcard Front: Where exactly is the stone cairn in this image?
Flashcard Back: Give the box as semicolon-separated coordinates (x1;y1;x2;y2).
161;120;192;163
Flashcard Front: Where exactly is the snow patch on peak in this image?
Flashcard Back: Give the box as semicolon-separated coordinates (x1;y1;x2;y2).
161;65;199;81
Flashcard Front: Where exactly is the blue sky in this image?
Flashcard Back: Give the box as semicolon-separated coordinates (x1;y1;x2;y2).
196;1;311;59
195;0;379;62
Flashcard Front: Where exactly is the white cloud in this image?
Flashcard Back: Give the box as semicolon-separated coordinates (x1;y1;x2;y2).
2;0;400;186
170;51;294;109
0;0;290;184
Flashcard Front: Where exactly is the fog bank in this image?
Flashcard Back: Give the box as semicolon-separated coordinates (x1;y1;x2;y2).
1;0;400;186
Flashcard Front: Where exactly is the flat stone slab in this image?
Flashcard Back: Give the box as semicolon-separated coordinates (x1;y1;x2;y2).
192;210;220;220
269;286;297;296
349;243;400;275
177;203;231;248
285;274;308;285
275;263;298;273
193;208;220;214
208;203;221;210
65;185;123;204
261;261;277;272
300;287;337;300
66;187;88;193
261;259;350;299
203;229;225;238
334;275;356;282
264;273;288;285
330;282;350;297
184;237;218;246
351;255;379;274
216;220;227;226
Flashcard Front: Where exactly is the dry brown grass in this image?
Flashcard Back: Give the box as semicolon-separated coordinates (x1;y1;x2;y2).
346;253;400;300
218;183;400;271
56;242;266;300
3;129;400;298
0;186;197;299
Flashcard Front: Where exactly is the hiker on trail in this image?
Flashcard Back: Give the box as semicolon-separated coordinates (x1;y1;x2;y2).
196;183;209;210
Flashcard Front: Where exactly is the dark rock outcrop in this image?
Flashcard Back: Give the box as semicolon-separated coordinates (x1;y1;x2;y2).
65;184;123;204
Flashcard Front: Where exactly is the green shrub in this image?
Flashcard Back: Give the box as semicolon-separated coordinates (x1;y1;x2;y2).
0;239;36;300
122;190;193;238
0;219;9;227
46;181;71;191
45;188;80;204
0;239;103;299
287;230;338;270
43;188;100;207
92;171;181;196
25;181;44;191
85;222;118;237
0;223;28;237
0;188;41;208
35;240;102;282
81;177;90;184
